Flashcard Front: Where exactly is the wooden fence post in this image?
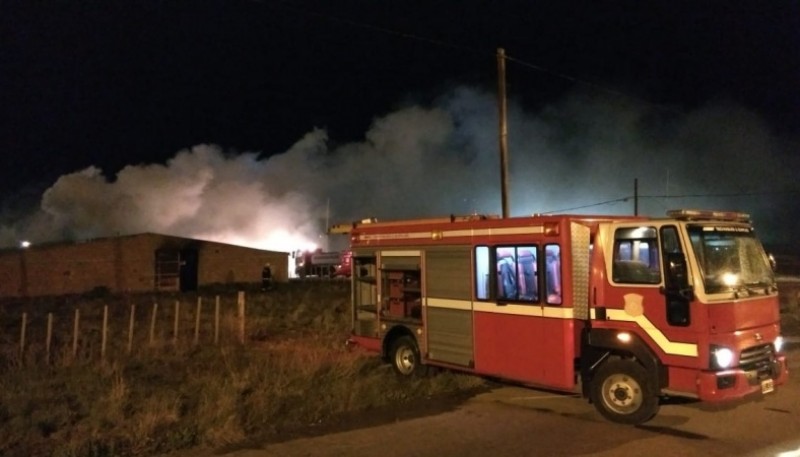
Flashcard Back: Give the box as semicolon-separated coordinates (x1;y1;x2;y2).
19;312;27;359
149;303;158;347
214;295;220;345
194;297;202;346
101;305;108;361
238;291;245;344
72;308;80;360
46;313;53;364
128;304;136;355
173;300;180;346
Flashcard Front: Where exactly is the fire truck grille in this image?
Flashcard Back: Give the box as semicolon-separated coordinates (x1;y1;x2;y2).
738;344;775;379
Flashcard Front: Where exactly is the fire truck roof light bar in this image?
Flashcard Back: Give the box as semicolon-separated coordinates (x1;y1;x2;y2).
666;209;750;222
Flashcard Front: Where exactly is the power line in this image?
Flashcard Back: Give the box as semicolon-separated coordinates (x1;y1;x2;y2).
503;55;682;114
540;188;800;215
539;197;629;214
261;0;482;55
639;190;800;199
258;0;678;113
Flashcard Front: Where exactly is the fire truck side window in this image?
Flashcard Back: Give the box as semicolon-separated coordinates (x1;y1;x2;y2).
545;244;562;305
496;246;538;302
475;246;491;300
612;227;661;284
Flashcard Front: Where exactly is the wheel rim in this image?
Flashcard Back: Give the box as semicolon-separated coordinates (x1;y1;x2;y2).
600;373;643;415
395;345;416;375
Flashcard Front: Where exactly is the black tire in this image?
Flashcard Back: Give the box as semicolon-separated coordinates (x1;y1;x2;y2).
390;336;426;377
590;359;660;425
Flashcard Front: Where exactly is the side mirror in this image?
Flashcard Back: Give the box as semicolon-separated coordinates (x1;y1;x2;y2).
665;252;692;298
664;252;693;326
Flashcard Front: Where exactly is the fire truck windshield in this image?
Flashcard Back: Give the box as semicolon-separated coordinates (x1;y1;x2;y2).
687;225;775;294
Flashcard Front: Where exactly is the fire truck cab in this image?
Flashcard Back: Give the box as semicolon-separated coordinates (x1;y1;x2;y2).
334;210;788;424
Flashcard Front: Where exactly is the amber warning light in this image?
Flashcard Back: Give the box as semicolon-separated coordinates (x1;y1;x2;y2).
666;209;750;222
544;222;560;236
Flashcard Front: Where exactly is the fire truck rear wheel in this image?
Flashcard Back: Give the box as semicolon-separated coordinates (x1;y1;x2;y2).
390;336;426;377
590;359;659;425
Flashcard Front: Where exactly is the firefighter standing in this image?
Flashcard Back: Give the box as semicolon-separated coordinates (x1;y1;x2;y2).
261;263;273;291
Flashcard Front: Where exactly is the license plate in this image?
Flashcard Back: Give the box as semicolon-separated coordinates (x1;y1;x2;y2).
761;379;775;394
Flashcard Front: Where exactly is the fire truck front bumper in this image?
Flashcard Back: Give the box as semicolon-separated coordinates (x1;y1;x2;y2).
696;353;789;402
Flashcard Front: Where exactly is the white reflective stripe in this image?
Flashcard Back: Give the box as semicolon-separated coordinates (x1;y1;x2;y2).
602;309;699;357
473;301;571;318
361;233;429;241
474;301;539;316
491;226;544;236
438;229;476;237
434;300;697;357
428;298;699;358
444;226;544;238
381;250;421;257
542;307;574;319
426;297;472;310
359;226;543;242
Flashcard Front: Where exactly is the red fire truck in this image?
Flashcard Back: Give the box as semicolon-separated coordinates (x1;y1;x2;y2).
331;210;788;424
293;249;352;278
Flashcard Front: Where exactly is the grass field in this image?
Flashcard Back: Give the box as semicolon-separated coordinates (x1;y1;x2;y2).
0;282;484;457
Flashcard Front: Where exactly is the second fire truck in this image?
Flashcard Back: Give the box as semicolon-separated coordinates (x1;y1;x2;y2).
331;210;788;424
292;249;352;278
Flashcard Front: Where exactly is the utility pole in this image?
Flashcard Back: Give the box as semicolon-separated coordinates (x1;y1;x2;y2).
634;178;639;216
497;48;510;218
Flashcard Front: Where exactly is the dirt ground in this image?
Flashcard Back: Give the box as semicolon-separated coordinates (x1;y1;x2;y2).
167;386;491;457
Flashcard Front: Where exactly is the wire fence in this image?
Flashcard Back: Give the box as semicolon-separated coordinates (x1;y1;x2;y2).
1;291;251;367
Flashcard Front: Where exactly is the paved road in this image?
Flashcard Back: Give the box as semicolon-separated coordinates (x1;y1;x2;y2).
215;344;800;457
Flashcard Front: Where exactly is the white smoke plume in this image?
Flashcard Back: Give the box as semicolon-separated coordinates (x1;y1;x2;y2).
1;87;797;251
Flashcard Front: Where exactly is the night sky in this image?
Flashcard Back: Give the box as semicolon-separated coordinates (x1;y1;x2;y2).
2;1;799;251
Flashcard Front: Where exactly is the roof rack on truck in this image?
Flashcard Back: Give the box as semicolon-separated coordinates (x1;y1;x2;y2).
328;213;500;234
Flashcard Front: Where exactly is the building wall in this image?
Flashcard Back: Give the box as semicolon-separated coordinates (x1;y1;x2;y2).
198;242;287;285
0;238;125;297
0;233;288;298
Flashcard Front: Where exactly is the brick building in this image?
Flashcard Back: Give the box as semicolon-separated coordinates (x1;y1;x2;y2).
0;233;288;298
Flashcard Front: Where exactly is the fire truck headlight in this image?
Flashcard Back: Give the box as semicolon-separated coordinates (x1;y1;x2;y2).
616;332;632;343
721;272;739;286
711;346;735;370
774;336;784;353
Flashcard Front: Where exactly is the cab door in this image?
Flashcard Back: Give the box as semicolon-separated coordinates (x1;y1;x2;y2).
599;224;698;360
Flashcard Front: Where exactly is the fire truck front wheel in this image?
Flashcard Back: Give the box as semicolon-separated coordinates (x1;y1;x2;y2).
390;336;426;377
590;359;659;425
